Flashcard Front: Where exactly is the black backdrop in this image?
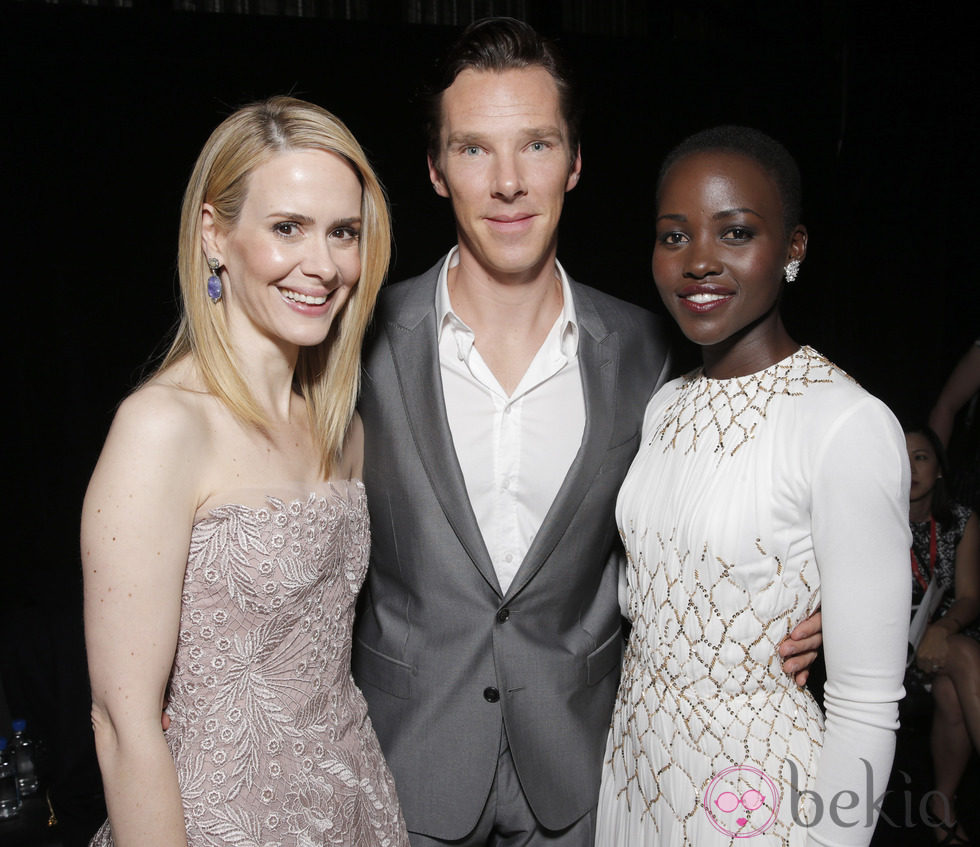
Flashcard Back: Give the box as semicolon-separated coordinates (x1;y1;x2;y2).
3;1;977;840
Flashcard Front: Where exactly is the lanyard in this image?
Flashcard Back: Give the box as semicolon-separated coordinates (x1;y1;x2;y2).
910;516;937;592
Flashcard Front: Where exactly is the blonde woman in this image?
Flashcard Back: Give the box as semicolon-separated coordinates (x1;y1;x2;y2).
83;97;408;847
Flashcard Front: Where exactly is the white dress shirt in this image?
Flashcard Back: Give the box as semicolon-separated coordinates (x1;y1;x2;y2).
436;248;586;594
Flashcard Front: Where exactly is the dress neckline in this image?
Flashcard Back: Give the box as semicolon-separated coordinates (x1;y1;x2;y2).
695;345;816;384
193;479;364;525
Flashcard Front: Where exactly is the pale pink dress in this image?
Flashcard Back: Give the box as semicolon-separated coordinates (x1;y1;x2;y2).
90;481;408;847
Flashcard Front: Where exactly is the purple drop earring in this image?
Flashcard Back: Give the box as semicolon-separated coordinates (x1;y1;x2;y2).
207;258;223;303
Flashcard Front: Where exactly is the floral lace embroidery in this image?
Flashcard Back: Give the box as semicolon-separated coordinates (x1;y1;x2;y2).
90;484;408;847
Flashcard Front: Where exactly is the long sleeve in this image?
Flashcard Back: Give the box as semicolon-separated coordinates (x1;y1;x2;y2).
807;397;912;845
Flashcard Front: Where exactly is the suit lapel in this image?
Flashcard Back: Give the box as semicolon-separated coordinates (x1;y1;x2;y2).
383;265;501;596
504;283;619;600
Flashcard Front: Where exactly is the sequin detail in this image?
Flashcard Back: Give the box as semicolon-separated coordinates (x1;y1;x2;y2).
598;349;842;846
652;346;842;460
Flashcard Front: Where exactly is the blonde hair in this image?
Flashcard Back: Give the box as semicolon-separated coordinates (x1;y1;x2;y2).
160;96;391;478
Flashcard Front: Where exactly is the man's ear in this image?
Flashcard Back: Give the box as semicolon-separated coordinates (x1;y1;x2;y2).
427;154;450;198
566;145;582;192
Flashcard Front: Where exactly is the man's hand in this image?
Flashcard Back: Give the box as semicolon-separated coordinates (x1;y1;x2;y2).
780;609;823;686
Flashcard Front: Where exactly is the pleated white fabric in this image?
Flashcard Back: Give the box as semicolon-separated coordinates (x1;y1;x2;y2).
596;347;911;847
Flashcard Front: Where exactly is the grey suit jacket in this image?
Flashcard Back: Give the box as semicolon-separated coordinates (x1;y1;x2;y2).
354;258;671;839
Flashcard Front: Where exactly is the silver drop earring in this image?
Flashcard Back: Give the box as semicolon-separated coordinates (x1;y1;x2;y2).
783;259;801;283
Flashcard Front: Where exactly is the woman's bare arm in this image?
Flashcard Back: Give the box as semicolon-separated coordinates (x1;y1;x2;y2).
929;344;980;447
916;512;980;670
83;386;204;847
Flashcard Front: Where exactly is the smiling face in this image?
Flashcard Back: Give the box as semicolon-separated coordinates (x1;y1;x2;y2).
428;66;581;284
653;151;807;377
203;149;363;357
906;432;942;507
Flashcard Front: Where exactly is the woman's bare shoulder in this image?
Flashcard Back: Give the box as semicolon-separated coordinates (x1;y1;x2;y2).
109;362;218;461
83;363;222;546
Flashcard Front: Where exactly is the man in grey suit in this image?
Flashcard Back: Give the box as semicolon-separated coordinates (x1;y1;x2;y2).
354;17;818;847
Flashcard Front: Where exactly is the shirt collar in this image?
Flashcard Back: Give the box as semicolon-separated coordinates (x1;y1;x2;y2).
435;246;579;358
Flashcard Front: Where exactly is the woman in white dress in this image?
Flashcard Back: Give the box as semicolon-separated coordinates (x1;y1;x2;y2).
596;127;911;846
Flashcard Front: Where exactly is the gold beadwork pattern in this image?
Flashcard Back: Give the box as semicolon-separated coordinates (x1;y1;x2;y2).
652;347;843;460
598;347;838;845
608;523;823;844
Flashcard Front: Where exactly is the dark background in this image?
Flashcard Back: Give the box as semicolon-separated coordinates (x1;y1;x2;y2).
2;1;977;843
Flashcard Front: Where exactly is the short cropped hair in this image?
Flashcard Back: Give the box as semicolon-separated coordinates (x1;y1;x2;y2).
657;125;803;234
160;95;391;477
423;16;581;163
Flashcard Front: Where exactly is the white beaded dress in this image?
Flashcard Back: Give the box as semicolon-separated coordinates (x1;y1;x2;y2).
595;347;911;846
90;481;409;847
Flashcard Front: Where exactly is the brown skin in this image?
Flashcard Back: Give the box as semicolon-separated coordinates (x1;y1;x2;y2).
655;149;819;681
653;151;807;379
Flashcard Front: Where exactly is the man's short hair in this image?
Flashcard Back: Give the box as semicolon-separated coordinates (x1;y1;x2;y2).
423;17;581;163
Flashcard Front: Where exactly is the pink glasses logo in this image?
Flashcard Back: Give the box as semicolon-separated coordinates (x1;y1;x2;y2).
703;765;780;838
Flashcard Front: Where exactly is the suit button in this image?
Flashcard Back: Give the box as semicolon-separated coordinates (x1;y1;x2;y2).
496;608;510;623
483;687;500;703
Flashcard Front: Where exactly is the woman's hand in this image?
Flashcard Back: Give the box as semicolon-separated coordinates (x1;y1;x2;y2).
917;512;980;675
915;622;951;673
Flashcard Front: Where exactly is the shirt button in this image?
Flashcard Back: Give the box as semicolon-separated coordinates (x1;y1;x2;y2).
483;687;500;703
504;553;513;563
496;608;510;623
